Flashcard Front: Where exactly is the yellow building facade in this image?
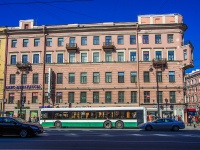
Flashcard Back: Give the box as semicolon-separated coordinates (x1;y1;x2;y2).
0;27;6;115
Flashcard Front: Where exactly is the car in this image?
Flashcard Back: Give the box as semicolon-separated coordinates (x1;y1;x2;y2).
0;117;44;138
138;118;185;131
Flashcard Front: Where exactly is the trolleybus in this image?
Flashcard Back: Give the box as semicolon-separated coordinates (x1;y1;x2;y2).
40;107;146;129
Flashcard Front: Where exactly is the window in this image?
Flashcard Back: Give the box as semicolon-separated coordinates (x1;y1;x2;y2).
143;35;149;44
69;37;76;46
58;38;64;46
155;35;161;44
169;71;175;82
33;54;39;64
130;72;137;83
130;52;136;61
105;36;112;45
56;92;62;103
34;38;40;47
144;71;150;82
57;73;63;84
46;54;52;63
33;74;38;84
10;74;16;84
130;35;136;44
69;73;75;84
155;51;162;60
168;51;174;61
93;92;99;103
81;72;87;83
80;92;86;103
81;53;87;62
105;51;112;62
118;91;124;103
117;52;124;62
24;24;29;29
170;91;176;103
32;92;38;103
167;34;174;43
117;36;124;44
184;49;187;60
68;92;74;103
23;39;28;47
93;72;100;83
93;52;99;62
157;71;162;82
22;54;28;63
44;93;48;103
93;36;99;45
105;72;112;83
45;73;48;84
69;52;75;63
105;92;112;103
11;55;16;64
11;40;17;48
8;93;14;104
57;53;63;63
46;38;52;47
158;91;163;103
131;91;137;103
81;37;87;45
144;91;150;103
118;72;124;83
21;74;27;84
143;51;149;61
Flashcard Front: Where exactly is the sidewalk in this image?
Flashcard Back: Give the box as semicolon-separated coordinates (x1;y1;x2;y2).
185;125;200;130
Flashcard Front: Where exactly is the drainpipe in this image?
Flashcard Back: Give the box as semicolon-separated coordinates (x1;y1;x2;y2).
42;26;47;107
136;23;140;106
3;29;9;116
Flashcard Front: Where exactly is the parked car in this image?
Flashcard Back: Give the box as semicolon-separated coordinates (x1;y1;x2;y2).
139;118;185;131
0;117;43;137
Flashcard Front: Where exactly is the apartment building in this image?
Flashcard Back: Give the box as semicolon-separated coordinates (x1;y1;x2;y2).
0;27;6;116
185;69;200;118
0;14;194;120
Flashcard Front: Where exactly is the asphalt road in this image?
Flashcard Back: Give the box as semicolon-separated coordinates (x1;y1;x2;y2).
0;128;200;150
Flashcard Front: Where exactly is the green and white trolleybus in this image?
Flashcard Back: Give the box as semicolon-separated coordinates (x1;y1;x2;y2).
40;107;146;129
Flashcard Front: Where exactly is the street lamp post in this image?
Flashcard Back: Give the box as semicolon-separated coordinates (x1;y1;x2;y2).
156;70;160;118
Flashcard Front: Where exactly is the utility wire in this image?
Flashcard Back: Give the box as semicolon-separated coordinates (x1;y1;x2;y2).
0;0;93;5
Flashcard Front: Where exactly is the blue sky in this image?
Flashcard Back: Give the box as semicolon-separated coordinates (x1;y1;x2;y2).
0;0;199;73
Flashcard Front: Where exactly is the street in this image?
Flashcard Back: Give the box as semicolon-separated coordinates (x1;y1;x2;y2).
0;128;200;150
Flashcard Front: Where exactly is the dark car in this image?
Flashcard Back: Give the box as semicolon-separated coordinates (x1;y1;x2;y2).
0;117;43;138
139;118;185;131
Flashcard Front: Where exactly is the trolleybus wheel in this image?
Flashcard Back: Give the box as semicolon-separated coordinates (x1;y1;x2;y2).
104;120;112;129
55;121;62;128
115;120;124;129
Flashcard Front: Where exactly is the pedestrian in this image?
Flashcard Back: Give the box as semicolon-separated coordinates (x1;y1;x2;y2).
192;116;197;128
28;117;31;122
188;116;192;126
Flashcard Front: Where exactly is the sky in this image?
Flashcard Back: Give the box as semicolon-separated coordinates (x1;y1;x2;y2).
0;0;199;73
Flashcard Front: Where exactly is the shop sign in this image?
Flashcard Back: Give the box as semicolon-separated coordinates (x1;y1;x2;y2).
6;85;41;90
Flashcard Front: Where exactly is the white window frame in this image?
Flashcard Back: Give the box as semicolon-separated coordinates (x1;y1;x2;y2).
167;49;176;61
92;51;100;62
21;53;29;63
57;52;64;63
154;49;163;60
32;52;40;64
116;50;125;62
80;51;88;63
129;49;137;61
68;52;76;63
10;53;17;64
46;52;52;63
142;49;150;61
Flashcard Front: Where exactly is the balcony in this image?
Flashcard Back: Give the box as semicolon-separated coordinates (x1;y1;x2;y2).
66;43;78;51
16;62;31;70
152;58;167;68
102;42;115;50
